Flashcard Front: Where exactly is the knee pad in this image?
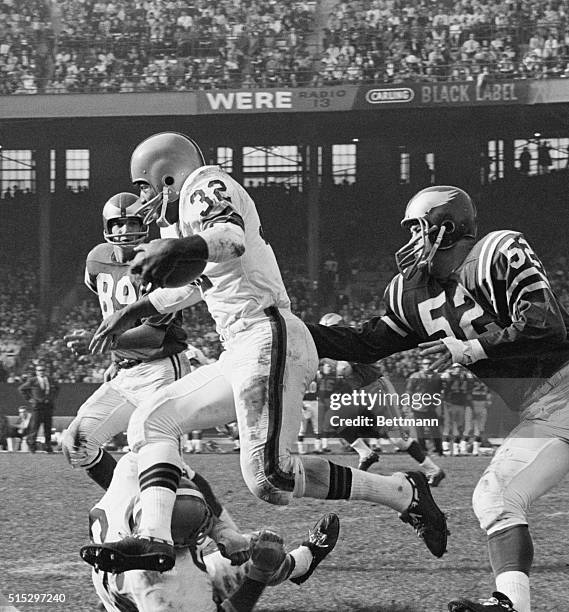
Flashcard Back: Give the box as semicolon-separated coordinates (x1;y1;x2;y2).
472;471;528;534
240;453;293;506
127;403;181;451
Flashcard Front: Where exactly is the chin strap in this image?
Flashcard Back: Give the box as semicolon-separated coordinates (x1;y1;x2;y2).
140;186;173;228
423;224;447;272
156;185;171;228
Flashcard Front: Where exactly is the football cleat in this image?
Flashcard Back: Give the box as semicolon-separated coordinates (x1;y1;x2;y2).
290;513;340;585
427;468;446;487
80;536;175;574
358;451;380;471
448;591;517;611
399;471;449;558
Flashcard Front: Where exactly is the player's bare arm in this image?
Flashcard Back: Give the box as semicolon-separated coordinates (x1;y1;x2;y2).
89;283;201;353
89;295;158;353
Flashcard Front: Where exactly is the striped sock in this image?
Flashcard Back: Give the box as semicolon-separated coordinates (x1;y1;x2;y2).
137;442;182;543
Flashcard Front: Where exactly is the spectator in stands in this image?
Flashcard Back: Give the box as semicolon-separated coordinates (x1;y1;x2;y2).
537;140;553;174
519;146;532;174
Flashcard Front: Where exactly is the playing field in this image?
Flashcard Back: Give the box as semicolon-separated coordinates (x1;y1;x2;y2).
1;451;565;612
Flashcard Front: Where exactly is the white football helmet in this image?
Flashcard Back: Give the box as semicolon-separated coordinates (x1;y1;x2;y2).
131;132;205;227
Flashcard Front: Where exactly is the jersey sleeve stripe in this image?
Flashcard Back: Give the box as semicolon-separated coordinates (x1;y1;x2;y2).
476;231;505;306
509;280;551;311
479;231;518;313
202;208;244;231
382;314;409;337
506;267;550;306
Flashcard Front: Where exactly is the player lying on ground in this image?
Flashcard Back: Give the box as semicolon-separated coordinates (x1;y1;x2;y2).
82;132;447;575
62;192;200;489
80;453;340;612
307;185;569;612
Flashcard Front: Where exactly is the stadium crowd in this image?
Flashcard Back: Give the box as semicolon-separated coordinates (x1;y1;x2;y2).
3;0;569;94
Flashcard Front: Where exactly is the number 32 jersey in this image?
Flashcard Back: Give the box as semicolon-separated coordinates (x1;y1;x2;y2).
84;243;187;362
308;230;569;409
178;165;290;334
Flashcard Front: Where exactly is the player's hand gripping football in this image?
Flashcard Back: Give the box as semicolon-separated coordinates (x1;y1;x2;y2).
130;238;183;288
63;329;93;356
89;309;139;354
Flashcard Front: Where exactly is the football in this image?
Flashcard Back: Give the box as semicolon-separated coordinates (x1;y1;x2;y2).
163;258;207;288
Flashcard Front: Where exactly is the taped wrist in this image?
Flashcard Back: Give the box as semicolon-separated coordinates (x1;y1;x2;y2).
441;337;487;365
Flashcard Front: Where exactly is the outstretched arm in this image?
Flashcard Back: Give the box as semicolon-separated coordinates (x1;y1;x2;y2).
189;470;250;567
89;284;201;353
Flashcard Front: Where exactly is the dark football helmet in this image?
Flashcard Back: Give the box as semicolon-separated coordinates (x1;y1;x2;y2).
102;192;149;246
395;186;477;279
170;478;214;548
130;132;205;227
131;478;213;549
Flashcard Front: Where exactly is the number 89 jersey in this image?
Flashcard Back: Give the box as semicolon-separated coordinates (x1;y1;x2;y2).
84;243;187;362
85;243;140;318
178;166;290;334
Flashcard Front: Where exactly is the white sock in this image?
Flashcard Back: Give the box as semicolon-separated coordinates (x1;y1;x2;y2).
193;439;202;452
289;545;312;579
297;440;306;454
459;440;468;454
420;456;439;476
321;438;328;450
350;438;372;460
442;440;450;452
313;438;322;452
137;442;182;543
182;434;190;452
350;470;411;512
452;442;460;455
473;441;480;455
495;571;530;612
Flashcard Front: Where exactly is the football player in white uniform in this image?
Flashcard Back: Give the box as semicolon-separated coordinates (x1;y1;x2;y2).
61;193;196;489
82;452;340;612
83;132;447;574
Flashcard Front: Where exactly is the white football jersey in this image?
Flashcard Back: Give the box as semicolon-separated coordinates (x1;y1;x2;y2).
178;166;290;334
90;454;216;612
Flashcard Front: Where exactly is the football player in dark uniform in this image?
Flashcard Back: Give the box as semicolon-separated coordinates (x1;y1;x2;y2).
464;373;491;456
307;185;569;612
62;193;196;489
405;358;445;457
441;364;472;455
